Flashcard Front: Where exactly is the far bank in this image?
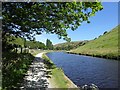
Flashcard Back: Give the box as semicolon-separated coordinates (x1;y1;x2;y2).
68;25;119;60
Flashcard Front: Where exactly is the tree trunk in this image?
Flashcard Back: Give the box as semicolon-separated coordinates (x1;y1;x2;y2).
21;47;22;53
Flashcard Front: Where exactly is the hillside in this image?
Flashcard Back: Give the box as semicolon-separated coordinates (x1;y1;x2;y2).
54;40;89;50
8;36;46;49
69;25;119;60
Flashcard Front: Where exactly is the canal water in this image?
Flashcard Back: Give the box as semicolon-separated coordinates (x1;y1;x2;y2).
46;52;119;88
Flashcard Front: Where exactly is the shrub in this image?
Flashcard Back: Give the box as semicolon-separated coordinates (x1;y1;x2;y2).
2;52;34;89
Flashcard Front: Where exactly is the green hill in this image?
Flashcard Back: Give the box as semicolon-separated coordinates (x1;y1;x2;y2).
69;25;119;60
8;36;46;49
54;40;89;50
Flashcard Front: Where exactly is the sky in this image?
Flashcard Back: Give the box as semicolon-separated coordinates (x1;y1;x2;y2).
35;2;118;45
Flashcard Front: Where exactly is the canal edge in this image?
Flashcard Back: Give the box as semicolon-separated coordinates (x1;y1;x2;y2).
42;52;79;89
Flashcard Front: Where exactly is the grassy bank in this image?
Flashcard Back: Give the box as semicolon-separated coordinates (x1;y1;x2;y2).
69;25;119;60
42;53;78;89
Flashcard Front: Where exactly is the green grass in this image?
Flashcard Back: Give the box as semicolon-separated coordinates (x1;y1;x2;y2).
50;68;68;88
54;40;89;50
70;25;119;60
42;53;77;88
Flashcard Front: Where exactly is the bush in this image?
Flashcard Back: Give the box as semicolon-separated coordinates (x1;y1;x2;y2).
2;52;34;89
103;31;107;35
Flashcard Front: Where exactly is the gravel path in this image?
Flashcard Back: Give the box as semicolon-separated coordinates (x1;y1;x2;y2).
20;53;49;90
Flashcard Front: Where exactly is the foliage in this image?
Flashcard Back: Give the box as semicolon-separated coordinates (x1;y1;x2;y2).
2;52;34;89
103;31;108;35
1;2;103;89
94;37;97;40
5;36;46;50
2;2;103;42
70;25;119;60
26;41;46;49
46;39;53;50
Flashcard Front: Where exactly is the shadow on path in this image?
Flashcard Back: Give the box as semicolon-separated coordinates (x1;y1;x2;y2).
20;56;49;90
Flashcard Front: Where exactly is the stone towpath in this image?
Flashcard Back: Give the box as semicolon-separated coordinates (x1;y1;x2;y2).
20;53;50;90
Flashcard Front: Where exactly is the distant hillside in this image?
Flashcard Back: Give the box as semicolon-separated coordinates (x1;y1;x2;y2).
8;36;46;49
54;40;89;50
69;25;119;60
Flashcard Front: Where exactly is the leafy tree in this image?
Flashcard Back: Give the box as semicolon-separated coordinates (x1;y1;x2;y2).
103;31;107;35
2;2;103;43
46;39;53;50
25;40;46;49
94;37;97;40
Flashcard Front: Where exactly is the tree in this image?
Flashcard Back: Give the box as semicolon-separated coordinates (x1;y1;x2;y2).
25;40;46;49
46;39;53;50
103;31;107;35
2;2;103;39
2;2;103;51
